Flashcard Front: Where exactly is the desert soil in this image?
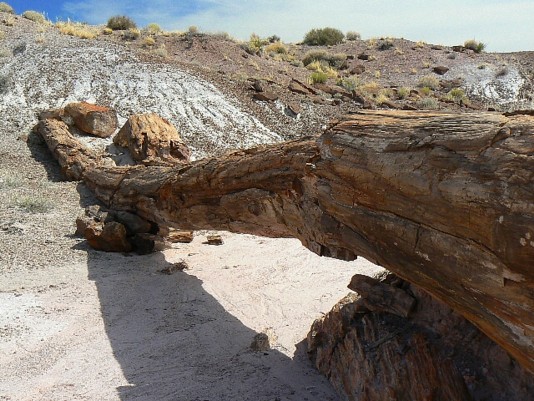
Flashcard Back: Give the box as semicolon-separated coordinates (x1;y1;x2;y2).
0;232;382;401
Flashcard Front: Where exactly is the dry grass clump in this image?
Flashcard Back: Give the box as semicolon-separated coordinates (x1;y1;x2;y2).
418;75;440;90
464;39;485;53
122;28;140;40
142;36;156;47
397;87;410;99
102;27;113;35
337;77;359;92
16;195;53;213
302;50;346;69
107;15;136;30
265;41;287;54
144;23;161;34
153;44;168;58
22;10;46;24
0;2;14;14
416;97;439;109
346;31;361;41
56;21;98;39
445;88;468;104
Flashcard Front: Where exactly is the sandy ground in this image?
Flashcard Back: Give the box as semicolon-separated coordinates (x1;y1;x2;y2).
0;231;383;401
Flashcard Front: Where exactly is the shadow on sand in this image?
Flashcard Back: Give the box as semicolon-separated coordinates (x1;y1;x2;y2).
84;248;339;401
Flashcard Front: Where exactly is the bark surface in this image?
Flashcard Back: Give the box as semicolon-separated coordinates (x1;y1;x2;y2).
36;110;534;373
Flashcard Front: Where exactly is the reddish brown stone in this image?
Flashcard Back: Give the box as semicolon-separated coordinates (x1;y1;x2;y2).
64;102;118;138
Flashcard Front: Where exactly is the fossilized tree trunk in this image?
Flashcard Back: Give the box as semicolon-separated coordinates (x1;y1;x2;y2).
37;110;534;373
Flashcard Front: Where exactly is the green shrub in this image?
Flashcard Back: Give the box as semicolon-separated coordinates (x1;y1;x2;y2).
242;33;269;55
309;71;328;84
397;87;410;99
420;86;432;96
416;97;439;110
446;88;467;104
346;31;361;41
303;27;344;46
418;75;440;90
107;15;136;30
0;2;14;13
22;10;46;24
464;39;485;53
188;25;198;34
337;77;359;92
145;23;161;34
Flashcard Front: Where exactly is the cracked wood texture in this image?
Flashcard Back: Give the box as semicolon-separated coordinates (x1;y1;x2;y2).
37;110;534;373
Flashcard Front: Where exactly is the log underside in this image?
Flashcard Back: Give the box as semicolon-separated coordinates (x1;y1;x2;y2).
36;110;534;373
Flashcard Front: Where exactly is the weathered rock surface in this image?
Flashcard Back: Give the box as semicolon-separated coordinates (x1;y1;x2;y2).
308;275;534;401
64;102;118;138
36;109;534;375
114;113;190;165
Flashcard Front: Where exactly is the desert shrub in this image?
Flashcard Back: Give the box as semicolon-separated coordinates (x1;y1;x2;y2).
495;66;508;77
188;25;198;34
303;27;344;46
122;28;140;40
0;2;14;13
418;75;440;90
0;173;21;189
145;22;161;34
102;27;113;35
302;50;346;69
56;21;98;39
447;52;456;59
377;38;394;51
397;87;410;99
107;15;136;30
375;93;389;105
359;81;381;96
464;39;485;53
446;88;467;104
265;41;287;54
420;86;432;96
374;70;381;78
17;196;53;213
337;77;359;92
416;97;439;109
414;40;426;49
242;33;269;55
153;44;168;58
309;71;328;84
22;10;46;24
346;31;361;41
267;35;280;43
142;36;156;47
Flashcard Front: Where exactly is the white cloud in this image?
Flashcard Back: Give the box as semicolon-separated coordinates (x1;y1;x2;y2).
62;0;534;51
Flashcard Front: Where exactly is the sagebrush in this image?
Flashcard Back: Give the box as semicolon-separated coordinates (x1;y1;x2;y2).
107;15;136;30
303;27;344;46
0;2;14;14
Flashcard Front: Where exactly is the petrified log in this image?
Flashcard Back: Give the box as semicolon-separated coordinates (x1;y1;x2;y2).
309;275;534;401
36;110;534;373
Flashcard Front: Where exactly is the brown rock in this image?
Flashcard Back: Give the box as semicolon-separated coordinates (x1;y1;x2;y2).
114;113;190;165
314;83;351;98
350;64;365;75
114;211;153;235
77;217;132;253
285;101;301;116
348;274;415;317
433;65;450;75
165;229;194;243
64;102;118;138
252;91;278;102
357;53;371;60
251;79;264;92
288;79;318;95
379;100;399;109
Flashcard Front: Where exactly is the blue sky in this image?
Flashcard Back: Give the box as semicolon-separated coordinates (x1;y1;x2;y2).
7;1;534;52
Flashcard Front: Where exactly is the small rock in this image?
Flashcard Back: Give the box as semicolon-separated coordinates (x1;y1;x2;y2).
252;91;278;102
160;260;189;274
350;64;366;75
285;101;301;116
357;53;370;61
251;80;264;92
250;333;270;352
64;102;118;138
165;229;194;243
206;234;223;245
432;66;449;75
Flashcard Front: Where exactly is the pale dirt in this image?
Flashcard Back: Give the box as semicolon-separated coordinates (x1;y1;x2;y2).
0;232;383;401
